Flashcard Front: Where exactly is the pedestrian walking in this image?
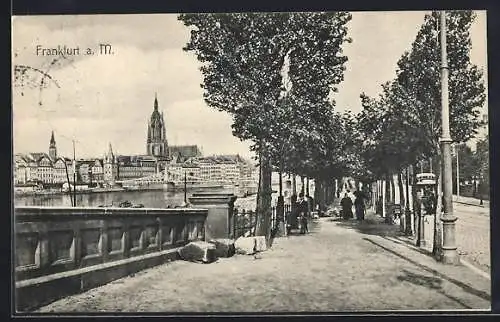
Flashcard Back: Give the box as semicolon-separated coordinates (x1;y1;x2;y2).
354;191;365;221
340;193;353;220
297;193;309;234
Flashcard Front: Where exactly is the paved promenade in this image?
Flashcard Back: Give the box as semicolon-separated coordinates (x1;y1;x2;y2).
37;211;490;313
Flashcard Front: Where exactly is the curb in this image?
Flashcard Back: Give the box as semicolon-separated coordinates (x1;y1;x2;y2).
454;200;489;208
460;259;491;280
388;235;491;281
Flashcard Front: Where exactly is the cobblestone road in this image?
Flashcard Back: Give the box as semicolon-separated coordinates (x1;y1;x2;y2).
422;202;490;273
451;202;489;272
37;214;490;313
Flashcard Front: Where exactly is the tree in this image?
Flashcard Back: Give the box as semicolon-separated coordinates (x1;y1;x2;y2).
356;11;486;257
179;12;352;243
475;136;489;200
397;11;486;258
452;143;476;194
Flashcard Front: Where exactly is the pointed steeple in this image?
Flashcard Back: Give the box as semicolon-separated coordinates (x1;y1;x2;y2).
154;92;158;111
50;131;56;145
108;142;114;157
49;130;57;160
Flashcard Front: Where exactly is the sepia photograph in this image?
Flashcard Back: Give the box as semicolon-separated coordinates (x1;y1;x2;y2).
12;10;491;313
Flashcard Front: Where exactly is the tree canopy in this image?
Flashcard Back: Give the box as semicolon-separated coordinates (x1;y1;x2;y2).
355;10;486;178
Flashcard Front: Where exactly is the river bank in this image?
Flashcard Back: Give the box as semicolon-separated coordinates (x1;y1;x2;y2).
14;187;127;197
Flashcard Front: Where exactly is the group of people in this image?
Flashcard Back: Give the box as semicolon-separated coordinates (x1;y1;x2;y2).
340;190;366;221
285;186;368;234
296;193;310;234
284;192;311;235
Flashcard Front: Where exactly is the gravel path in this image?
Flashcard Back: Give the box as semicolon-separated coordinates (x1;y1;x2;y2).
37;214;490;313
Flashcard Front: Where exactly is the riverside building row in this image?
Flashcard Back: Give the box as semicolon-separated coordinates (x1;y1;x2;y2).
14;94;257;189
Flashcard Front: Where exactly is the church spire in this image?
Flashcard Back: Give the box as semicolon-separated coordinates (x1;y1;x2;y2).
50;131;56;145
154;92;158;111
49;130;57;160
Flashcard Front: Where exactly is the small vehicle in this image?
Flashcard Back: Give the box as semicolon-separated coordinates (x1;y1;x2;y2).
416;173;437;186
415;173;437;215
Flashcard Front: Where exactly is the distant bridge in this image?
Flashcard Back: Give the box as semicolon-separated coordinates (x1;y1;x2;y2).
116;172;165;187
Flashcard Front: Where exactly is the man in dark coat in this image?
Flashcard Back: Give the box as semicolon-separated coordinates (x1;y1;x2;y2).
354;191;365;221
341;193;353;220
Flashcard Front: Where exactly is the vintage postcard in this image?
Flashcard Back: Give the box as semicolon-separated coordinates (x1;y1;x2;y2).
12;11;490;314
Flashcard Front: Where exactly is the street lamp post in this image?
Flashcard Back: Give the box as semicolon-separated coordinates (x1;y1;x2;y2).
439;10;459;264
456;144;460;201
405;166;413;235
184;171;187;205
72;140;77;207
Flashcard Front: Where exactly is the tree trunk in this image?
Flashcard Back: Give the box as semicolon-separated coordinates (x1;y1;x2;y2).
255;150;263;234
389;174;396;204
397;171;405;231
385;173;394;223
317;179;325;211
324;182;330;205
257;145;273;247
433;153;443;259
382;178;387;219
323;180;329;209
398;172;405;207
314;178;320;203
279;171;283;196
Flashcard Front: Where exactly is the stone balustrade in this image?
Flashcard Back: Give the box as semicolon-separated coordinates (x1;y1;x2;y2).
15;206;208;311
15;206;207;280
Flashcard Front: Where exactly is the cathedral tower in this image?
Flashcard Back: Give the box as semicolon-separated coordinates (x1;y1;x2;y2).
146;93;169;158
49;131;57;160
104;142;117;186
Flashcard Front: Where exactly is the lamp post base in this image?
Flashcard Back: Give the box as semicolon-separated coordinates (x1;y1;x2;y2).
441;248;460;265
404;209;413;236
440;215;459;265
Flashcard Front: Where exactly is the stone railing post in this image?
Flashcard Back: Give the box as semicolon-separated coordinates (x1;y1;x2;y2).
188;193;237;240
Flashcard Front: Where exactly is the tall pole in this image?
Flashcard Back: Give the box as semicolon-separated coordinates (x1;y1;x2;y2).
439;11;458;264
72;140;77;207
405;167;412;235
184;171;187;204
456;144;460;200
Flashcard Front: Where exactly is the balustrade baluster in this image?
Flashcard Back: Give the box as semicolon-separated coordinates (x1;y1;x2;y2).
38;223;50;269
122;220;130;258
100;220;109;262
242;209;247;238
156;217;163;251
73;228;82;268
233;208;238;239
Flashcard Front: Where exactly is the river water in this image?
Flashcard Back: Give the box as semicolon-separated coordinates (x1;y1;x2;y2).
14;187;261;209
14;188;224;208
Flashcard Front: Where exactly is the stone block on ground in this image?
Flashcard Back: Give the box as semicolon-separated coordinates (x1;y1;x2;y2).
235;236;269;255
178;241;217;264
209;238;235;258
235;236;256;255
254;236;267;252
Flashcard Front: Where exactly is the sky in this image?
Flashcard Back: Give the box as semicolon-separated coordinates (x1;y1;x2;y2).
11;11;488;159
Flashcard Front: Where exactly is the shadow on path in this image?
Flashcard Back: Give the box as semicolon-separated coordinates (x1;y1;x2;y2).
334;216;402;238
396;269;473;309
363;238;490;302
